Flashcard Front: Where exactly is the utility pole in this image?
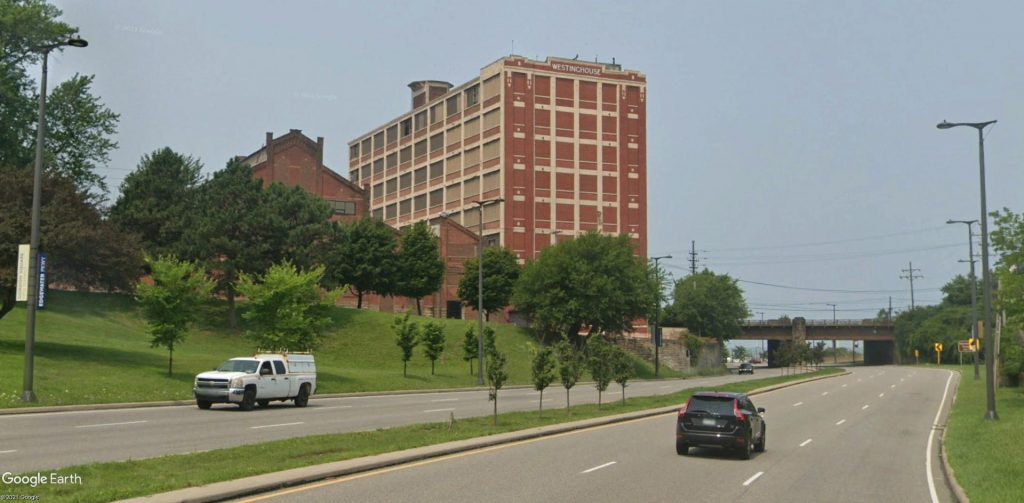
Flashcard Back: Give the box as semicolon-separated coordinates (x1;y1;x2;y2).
826;303;837;363
650;255;672;377
888;296;892;321
900;262;922;310
688;241;698;275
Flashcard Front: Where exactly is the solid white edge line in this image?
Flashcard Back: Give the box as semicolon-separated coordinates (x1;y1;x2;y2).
793;402;803;407
821;392;829;396
75;420;148;428
842;384;848;387
836;419;846;426
581;461;616;474
926;371;955;503
743;471;764;486
862;405;870;410
0;450;16;454
431;398;459;402
799;438;813;447
423;408;456;413
250;422;304;430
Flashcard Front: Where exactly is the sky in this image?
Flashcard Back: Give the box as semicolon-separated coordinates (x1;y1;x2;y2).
44;0;1024;328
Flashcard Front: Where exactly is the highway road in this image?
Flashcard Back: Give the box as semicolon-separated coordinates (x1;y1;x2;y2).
0;370;784;472
236;367;959;503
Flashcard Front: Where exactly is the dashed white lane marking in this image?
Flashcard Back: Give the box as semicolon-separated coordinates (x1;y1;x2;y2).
879;393;885;398
431;398;459;402
891;384;896;389
423;408;456;413
900;378;905;382
659;385;672;389
842;384;848;388
743;471;764;486
793;402;804;407
836;419;846;426
862;405;870;410
857;379;863;382
821;392;829;396
0;450;16;454
250;422;304;430
799;439;813;447
75;420;148;428
581;461;616;474
316;405;353;410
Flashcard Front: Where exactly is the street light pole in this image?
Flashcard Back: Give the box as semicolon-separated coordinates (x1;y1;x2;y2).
826;303;837;363
938;119;998;421
23;37;88;402
650;255;671;377
757;312;764;359
474;197;503;386
947;219;980;381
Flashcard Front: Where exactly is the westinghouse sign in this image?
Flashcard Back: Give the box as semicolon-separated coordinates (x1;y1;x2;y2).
551;63;602;76
3;471;82;488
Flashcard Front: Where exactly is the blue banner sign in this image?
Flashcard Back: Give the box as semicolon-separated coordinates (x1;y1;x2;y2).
37;253;47;310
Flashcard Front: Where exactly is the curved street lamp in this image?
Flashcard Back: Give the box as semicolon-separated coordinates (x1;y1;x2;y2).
937;119;998;420
474;198;503;385
22;36;88;402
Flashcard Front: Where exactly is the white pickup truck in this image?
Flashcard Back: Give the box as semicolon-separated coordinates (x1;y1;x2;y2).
193;353;317;410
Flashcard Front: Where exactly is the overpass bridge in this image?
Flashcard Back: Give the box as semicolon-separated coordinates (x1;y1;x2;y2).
737;317;896;366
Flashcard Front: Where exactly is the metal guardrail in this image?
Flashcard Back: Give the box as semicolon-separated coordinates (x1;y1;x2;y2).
742;319;893;327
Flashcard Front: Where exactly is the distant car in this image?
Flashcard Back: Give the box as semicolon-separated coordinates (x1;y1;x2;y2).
676;392;766;459
750;358;762;364
738;363;754;375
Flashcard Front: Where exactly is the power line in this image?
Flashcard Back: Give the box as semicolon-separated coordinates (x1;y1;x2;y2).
735;278;940;294
688;224;950;254
702;242;962;266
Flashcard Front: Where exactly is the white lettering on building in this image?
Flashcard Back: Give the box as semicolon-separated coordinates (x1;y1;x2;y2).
551;63;602;76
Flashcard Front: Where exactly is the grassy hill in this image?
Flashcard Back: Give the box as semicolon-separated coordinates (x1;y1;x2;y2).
0;291;673;408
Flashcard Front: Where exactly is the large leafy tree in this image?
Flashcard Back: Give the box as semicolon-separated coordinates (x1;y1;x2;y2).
988;208;1024;383
260;183;332;271
181;160;273;329
0;167;143;320
235;262;337;352
664;269;749;343
396;220;444;315
321;217;399;309
43;74;119;197
513;232;656;349
457;246;520;321
110;148;203;257
940;274;978;307
135;256;214;376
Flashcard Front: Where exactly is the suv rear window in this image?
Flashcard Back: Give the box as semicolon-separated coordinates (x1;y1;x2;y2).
688;396;735;415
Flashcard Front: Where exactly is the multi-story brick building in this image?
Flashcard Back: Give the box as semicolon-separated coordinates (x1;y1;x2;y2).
347;55;648;262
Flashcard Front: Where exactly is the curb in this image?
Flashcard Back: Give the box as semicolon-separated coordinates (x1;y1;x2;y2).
120;370;841;503
938;376;970;503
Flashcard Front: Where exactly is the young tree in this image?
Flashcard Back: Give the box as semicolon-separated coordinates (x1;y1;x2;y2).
110;147;203;257
321;218;399;309
731;345;750;362
811;341;827;367
486;350;508;425
555;339;583;413
664;269;750;344
612;347;634;405
236;262;338;351
587;337;615;409
514;232;657;349
531;346;556;417
483;325;497;356
396;221;444;315
135;256;214;376
457;246;520;321
421;321;446;375
461;325;478;375
393;313;419;377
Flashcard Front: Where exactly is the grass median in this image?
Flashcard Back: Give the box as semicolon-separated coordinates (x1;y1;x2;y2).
4;368;841;502
939;364;1024;502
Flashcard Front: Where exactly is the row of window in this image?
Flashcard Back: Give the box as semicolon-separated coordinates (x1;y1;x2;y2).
351;76;498;159
371;201;501;227
369;170;502;201
350;138;501;185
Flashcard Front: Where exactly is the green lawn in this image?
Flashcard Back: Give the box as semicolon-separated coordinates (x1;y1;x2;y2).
0;291;683;408
939;364;1024;502
4;368;839;503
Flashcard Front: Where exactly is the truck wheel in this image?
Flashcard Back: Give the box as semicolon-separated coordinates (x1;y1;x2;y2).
239;387;256;411
257;399;270;408
196;399;212;410
294;384;310;407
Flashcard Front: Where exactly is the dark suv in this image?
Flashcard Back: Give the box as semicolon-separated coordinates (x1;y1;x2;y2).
676;392;766;459
738;363;754;375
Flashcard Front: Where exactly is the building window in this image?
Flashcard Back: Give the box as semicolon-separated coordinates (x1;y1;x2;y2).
415;111;427;131
399;172;412;190
373;182;383;199
429;188;443;207
465;84;479;107
414;139;427;157
482;171;500;192
360;138;371;154
464;176;480;199
484;235;499;247
464;117;480;137
386;124;398;145
386;203;397;219
386;178;397;195
360;164;370;180
429;161;444;180
399;198;411;216
414;194;426;212
329;200;357;216
400;118;412;137
482;139;500;161
482;75;500;100
414;167;427;185
372;208;384;220
349;144;359;159
430;133;444;152
446;95;460;116
446;183;460;203
373;158;384;175
386;152;397;169
349;170;359;183
400;146;411;164
483;109;500;131
373;131;385;150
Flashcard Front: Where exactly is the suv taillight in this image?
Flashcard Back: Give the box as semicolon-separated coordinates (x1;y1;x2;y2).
733;400;746;423
678;399;691;417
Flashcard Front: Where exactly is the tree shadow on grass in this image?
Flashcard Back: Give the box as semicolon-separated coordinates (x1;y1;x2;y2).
0;339;198;385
